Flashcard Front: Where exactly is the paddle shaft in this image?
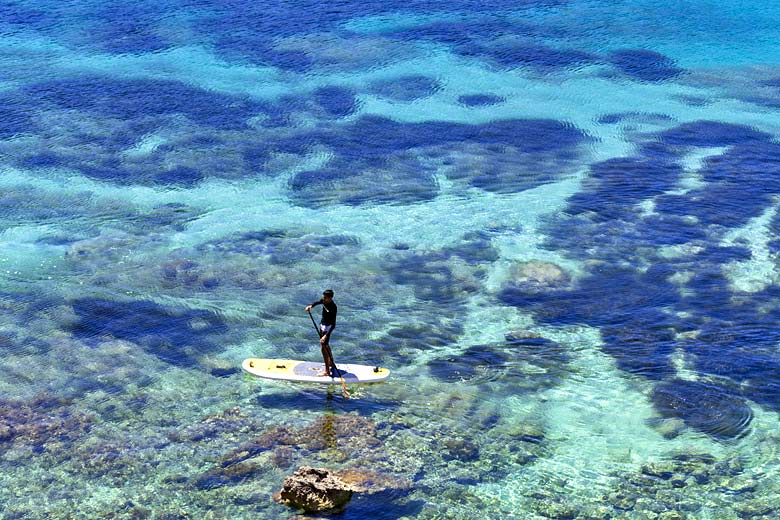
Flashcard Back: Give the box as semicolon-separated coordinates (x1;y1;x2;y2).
307;310;349;397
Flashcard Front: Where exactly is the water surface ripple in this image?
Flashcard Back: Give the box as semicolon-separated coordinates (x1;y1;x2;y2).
2;0;780;518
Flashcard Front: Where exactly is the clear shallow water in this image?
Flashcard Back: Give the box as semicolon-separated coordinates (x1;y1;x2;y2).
2;0;780;518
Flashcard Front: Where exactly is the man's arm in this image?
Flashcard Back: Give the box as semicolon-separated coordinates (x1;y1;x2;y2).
305;299;323;313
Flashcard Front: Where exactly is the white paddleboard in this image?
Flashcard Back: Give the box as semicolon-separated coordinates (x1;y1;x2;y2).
242;358;390;384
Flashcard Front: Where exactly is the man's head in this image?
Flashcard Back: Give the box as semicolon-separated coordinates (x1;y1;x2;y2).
322;289;334;302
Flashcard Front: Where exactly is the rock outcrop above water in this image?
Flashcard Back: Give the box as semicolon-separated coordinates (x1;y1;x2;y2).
275;466;354;513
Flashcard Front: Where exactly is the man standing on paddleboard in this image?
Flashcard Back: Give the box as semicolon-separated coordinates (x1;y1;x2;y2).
305;289;338;377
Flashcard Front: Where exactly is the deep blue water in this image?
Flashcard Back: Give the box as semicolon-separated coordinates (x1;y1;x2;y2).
2;0;780;518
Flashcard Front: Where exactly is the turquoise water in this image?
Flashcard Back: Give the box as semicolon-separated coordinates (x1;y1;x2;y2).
2;1;780;518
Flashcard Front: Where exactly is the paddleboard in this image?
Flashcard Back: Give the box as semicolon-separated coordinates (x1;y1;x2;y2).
242;358;390;384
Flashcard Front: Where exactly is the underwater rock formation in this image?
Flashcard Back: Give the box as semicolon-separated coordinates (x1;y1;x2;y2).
221;413;381;467
332;468;412;494
168;406;261;443
652;379;753;440
0;395;91;451
195;460;263;490
194;413;385;491
508;260;571;292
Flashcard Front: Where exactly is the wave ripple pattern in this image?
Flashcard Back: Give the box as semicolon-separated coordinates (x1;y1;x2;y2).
2;0;780;518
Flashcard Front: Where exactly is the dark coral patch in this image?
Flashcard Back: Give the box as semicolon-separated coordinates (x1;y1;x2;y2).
700;141;780;187
364;324;458;367
600;317;677;380
197;229;359;266
565;157;681;220
647;141;780;228
211;32;314;71
321;116;583;158
428;344;512;382
515;113;780;435
389;253;474;304
597;112;674;125
607;49;683;82
475;42;598;71
312;85;360;118
2;75;311;186
24;76;263;129
449;230;500;265
154;166;205;187
0;101;35;140
657;185;771;228
458;94;504;107
500;265;681;330
69;298;227;366
19;152;66;168
679;315;780;409
88;3;172;55
586;157;681;197
652;379;753;440
771;210;780;254
429;336;570;391
385;233;497;305
635;215;706;245
194;462;261;490
390;18;579;71
656;121;771;149
76;159;138;184
288;115;587;206
697;245;751;264
0;1;50;28
242;147;275;172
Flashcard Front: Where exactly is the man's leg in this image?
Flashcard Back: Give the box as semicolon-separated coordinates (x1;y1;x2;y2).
319;344;330;376
320;344;334;376
323;343;338;377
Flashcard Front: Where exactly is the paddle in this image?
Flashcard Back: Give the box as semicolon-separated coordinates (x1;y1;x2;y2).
307;310;350;398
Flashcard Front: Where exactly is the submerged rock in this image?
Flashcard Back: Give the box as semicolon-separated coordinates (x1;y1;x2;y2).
531;499;579;519
508;260;570;291
443;438;480;462
332;468;412;494
275;466;353;513
195;461;262;490
201;413;385;490
71;440;139;478
733;500;773;518
651;379;753;440
168;406;260;443
0;394;91;452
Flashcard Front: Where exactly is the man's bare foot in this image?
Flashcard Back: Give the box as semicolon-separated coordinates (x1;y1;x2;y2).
317;370;330;377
